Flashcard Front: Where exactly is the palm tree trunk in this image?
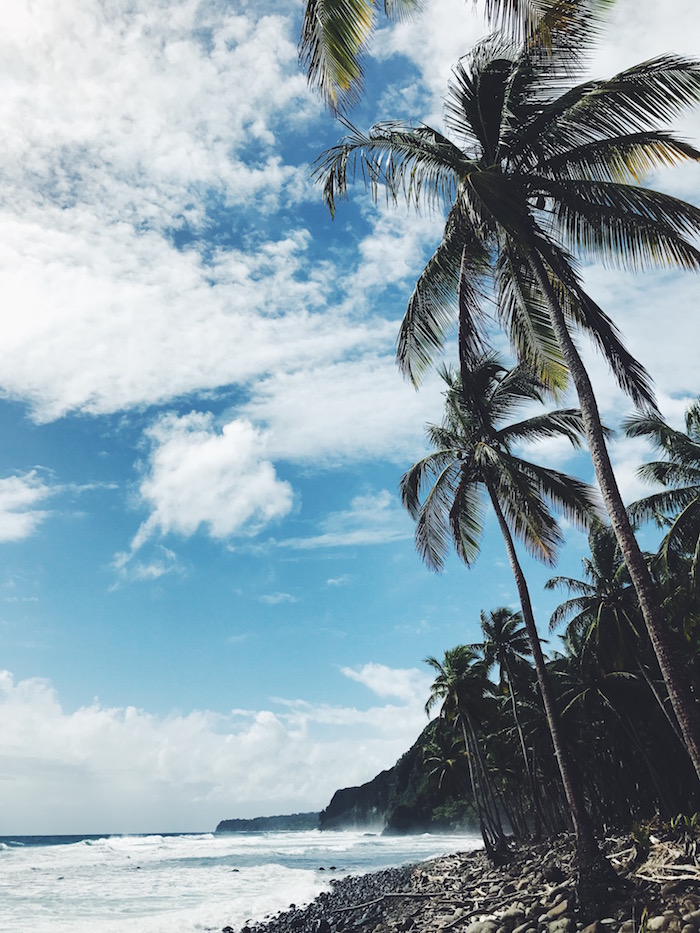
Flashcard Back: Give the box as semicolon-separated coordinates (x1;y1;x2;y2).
528;250;700;783
635;654;686;749
503;657;547;834
486;484;605;873
458;715;500;857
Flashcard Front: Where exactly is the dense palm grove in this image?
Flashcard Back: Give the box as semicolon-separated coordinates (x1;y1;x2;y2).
299;0;700;886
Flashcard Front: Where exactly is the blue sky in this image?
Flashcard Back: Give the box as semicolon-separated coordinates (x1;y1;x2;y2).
1;0;699;834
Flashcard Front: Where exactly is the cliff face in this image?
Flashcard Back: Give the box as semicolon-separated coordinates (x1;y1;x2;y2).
318;720;471;833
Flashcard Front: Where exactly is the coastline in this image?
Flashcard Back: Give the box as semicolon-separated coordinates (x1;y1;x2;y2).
227;832;700;933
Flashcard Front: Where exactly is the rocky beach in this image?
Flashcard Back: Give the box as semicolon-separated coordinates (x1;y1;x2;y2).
228;831;700;933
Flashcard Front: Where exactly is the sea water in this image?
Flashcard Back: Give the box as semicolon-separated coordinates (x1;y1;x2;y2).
0;829;482;933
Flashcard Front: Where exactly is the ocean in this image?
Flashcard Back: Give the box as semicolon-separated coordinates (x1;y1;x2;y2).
0;829;482;933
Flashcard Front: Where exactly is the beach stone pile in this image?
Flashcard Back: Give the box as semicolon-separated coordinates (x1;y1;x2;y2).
223;834;699;933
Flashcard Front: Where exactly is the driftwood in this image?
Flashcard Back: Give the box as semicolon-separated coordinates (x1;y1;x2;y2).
611;842;700;884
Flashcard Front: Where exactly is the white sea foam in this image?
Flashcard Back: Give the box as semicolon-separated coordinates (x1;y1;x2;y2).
0;830;481;932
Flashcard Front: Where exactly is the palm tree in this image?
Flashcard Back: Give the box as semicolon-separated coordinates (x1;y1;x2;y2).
425;644;508;859
401;356;608;879
546;523;640;665
546;523;685;746
625;401;700;590
473;607;546;831
315;32;700;777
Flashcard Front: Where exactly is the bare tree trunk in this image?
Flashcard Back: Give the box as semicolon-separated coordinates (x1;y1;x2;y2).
528;251;700;783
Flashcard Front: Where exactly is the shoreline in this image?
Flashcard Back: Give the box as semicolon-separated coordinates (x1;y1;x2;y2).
226;832;700;933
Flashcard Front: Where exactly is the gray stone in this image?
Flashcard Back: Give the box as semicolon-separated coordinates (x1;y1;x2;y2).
465;921;499;933
682;915;700;927
681;925;698;933
513;922;534;933
500;908;526;931
647;917;669;932
547;919;573;933
547;901;570;921
581;922;600;933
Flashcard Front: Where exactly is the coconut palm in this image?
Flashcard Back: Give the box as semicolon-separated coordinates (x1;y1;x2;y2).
401;356;608;877
424;645;508;859
315;32;700;777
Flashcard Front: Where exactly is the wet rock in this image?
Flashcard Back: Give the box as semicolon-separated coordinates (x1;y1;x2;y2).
647;917;669;932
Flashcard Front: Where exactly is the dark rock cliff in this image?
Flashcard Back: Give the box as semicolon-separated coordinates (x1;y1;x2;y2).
318;719;474;833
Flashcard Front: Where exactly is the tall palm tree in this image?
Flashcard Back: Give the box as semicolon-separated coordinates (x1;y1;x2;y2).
401;356;608;879
425;645;508;859
315;32;700;777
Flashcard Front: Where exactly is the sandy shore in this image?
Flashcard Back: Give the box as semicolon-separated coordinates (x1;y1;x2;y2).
223;833;700;933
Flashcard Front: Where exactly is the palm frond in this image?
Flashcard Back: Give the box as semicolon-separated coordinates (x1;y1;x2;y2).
540;132;700;184
396;210;491;385
314;121;467;216
299;0;421;112
535;236;658;410
543;178;700;272
495;240;569;393
499;407;587;447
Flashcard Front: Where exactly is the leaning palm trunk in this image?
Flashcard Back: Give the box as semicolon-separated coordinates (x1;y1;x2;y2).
458;715;508;860
528;251;700;782
486;483;605;874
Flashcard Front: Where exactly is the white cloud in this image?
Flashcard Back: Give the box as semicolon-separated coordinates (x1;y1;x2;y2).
258;592;297;605
127;412;294;551
326;575;350;587
341;662;433;704
0;472;53;542
279;489;413;550
241;357;444;465
0;667;431;834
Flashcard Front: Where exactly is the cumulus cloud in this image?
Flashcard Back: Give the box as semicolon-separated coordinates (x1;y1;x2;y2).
124;412;294;554
0;472;53;542
240;356;444;465
341;663;433;704
279;490;413;550
0;667;431;833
